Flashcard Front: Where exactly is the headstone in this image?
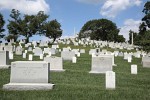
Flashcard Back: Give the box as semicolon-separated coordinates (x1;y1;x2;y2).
44;56;64;72
89;56;112;73
9;51;13;60
23;53;26;58
52;45;59;49
50;48;56;55
128;57;132;63
72;57;77;63
80;49;85;53
44;48;50;54
29;54;33;61
40;54;43;60
25;50;28;53
63;48;70;51
142;57;150;68
3;61;54;90
28;47;32;52
61;51;75;60
131;65;137;74
15;46;22;55
77;52;80;57
0;51;10;68
34;47;43;56
48;52;51;56
105;71;115;89
4;46;13;52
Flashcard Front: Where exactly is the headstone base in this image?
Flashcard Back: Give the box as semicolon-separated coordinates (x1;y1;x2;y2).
0;65;10;69
3;83;54;90
89;71;104;74
50;69;65;72
113;64;117;66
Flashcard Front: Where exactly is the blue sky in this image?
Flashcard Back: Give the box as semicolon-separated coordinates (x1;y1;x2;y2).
0;0;148;41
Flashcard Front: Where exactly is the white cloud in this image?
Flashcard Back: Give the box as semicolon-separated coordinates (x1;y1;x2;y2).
77;0;104;5
119;19;141;40
100;0;142;18
0;0;50;15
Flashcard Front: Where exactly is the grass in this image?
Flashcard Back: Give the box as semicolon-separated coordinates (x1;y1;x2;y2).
0;44;150;100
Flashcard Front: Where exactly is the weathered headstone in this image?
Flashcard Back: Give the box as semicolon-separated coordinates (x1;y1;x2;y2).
15;46;23;55
142;56;150;68
131;65;137;74
72;57;77;63
0;51;10;68
3;61;54;90
34;47;43;56
9;51;13;60
105;71;115;89
44;56;64;72
61;51;75;60
29;54;33;61
40;54;43;59
23;53;26;58
89;56;112;73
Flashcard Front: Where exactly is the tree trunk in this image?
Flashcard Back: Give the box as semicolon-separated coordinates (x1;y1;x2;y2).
26;36;29;44
52;38;56;44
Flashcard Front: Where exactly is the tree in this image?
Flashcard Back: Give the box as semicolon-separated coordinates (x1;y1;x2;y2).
79;19;124;42
116;35;125;43
43;19;62;43
20;11;48;43
0;13;5;40
138;1;150;52
142;1;150;28
7;9;22;42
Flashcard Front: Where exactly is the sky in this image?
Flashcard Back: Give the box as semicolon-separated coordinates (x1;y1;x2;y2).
0;0;148;41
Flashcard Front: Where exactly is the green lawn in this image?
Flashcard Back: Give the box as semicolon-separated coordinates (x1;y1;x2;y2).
0;45;150;100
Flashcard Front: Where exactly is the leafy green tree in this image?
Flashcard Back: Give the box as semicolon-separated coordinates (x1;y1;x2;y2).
138;1;150;52
5;34;17;42
7;9;21;42
43;19;62;43
116;35;125;43
142;1;150;28
0;13;5;40
79;19;124;42
20;11;48;43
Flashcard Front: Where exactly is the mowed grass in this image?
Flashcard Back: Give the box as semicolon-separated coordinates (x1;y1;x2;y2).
0;45;150;100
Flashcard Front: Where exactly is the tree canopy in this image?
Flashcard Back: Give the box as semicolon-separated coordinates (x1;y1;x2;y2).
7;9;21;42
19;11;48;43
0;13;5;40
43;19;62;43
79;19;125;42
129;1;150;52
6;9;62;43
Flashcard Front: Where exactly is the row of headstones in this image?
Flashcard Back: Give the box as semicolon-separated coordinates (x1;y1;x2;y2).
90;55;138;74
1;58;138;90
1;51;150;90
1;61;117;90
60;38;136;50
0;48;87;72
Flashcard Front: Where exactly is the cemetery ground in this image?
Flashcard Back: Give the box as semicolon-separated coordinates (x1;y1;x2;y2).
0;44;150;100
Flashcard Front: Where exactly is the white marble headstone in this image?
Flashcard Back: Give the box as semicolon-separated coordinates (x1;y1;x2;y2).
106;71;115;89
131;65;137;74
72;57;76;63
29;54;33;61
3;61;54;90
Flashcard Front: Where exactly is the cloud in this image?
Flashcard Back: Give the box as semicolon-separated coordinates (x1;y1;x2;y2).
100;0;142;18
119;19;141;40
77;0;104;5
0;0;50;15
